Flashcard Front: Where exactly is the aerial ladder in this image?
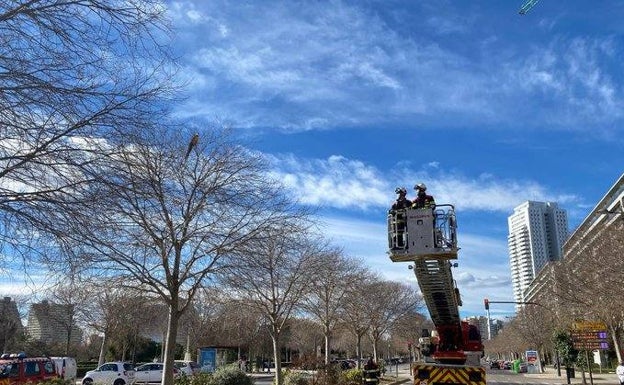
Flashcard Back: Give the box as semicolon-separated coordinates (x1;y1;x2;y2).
519;0;539;15
388;203;485;385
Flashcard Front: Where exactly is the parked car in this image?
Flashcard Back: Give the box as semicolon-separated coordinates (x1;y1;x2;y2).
82;362;135;385
331;359;356;370
134;363;180;383
0;353;58;385
50;356;77;382
489;361;500;369
173;360;200;376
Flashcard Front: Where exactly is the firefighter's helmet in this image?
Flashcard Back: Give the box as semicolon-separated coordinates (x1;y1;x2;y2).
414;183;427;191
395;187;407;195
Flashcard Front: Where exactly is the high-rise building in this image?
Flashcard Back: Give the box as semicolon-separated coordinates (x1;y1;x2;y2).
0;297;24;351
464;315;503;340
26;300;82;347
508;201;568;307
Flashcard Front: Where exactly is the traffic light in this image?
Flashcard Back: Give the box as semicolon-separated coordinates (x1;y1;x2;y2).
484;298;489;310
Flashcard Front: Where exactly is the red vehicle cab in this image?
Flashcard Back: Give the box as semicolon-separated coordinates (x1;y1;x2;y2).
0;353;58;385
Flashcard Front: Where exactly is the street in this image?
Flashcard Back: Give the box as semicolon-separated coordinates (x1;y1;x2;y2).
249;365;618;385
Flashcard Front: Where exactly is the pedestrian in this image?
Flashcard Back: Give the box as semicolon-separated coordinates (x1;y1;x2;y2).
616;361;624;385
411;183;435;209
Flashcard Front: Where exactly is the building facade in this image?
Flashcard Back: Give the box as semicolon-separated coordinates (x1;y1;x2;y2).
26;300;82;347
523;173;624;348
0;297;24;352
508;201;569;307
465;315;503;340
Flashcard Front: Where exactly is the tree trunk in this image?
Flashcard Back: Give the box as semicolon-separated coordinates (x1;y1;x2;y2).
66;330;71;356
324;325;331;364
162;300;180;385
121;341;127;362
611;326;622;363
356;333;363;369
372;338;378;362
272;331;283;385
98;333;107;365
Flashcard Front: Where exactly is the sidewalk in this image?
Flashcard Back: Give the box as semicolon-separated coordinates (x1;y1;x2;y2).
521;366;617;384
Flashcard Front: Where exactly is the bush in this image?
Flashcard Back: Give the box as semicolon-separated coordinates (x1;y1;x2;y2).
175;372;213;385
41;378;74;385
315;364;346;385
283;370;310;385
209;364;253;385
343;369;362;385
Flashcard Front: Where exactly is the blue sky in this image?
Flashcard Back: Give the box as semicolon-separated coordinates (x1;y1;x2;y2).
161;0;624;319
3;1;622;321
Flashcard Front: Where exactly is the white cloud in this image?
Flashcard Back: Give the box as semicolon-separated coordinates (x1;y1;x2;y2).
267;153;580;213
169;1;624;133
267;154;389;209
0;275;49;297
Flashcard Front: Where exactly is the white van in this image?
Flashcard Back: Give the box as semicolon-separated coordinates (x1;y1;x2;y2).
51;357;78;382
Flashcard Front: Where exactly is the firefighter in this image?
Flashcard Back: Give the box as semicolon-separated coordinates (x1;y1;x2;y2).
363;357;379;384
389;187;410;249
391;187;412;210
412;183;435;209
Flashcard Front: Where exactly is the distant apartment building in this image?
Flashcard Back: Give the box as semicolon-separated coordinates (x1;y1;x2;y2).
465;315;503;340
481;317;504;340
26;300;82;346
508;201;568;307
0;297;24;351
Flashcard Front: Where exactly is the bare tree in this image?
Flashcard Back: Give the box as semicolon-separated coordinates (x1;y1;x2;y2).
341;277;376;368
49;128;298;385
288;318;324;364
224;228;324;385
390;309;428;361
213;298;268;361
47;277;92;355
365;280;423;362
301;249;364;364
77;282;155;364
484;320;525;361
0;1;173;264
184;286;227;352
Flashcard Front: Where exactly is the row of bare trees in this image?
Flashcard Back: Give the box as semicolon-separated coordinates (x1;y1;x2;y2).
3;264;424;385
485;219;624;370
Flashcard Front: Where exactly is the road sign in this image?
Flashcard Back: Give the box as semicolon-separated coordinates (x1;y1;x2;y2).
571;321;608;350
571;331;608;341
572;341;609;350
526;350;538;364
572;321;607;331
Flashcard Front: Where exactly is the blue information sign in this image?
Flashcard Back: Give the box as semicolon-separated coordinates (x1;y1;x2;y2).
198;348;217;373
